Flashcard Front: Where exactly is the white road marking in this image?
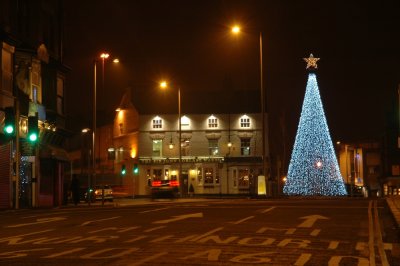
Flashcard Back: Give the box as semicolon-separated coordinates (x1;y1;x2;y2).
0;248;52;259
81;216;120;226
190;227;224;242
144;226;166;232
261;206;276;213
297;215;329;228
6;217;66;228
294;253;312;266
310;229;321;236
231;216;255;225
80;248;139;259
127;252;168;265
0;229;54;242
89;226;139;234
125;235;147;243
153;212;203;224
373;200;390;266
328;241;339;250
368;201;376;266
150;235;174;243
139;207;169;213
43;248;85;258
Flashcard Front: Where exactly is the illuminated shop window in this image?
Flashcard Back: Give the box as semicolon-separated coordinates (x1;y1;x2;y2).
204;168;214;184
241;138;251;156
238;169;249;187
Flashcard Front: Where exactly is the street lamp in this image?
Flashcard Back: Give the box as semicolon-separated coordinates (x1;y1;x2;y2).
160;81;183;197
81;127;92;205
92;52;111;206
231;25;269;194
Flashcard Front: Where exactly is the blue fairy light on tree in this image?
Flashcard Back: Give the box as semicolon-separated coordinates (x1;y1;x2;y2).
283;54;347;196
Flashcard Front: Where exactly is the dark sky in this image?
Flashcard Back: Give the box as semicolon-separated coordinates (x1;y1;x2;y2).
63;0;400;153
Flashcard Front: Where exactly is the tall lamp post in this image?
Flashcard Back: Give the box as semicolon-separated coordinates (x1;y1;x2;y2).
92;52;109;205
160;81;182;197
231;25;269;194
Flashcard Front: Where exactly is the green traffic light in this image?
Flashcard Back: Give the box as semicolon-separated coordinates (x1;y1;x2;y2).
29;133;38;142
133;168;139;174
4;125;14;134
121;169;126;175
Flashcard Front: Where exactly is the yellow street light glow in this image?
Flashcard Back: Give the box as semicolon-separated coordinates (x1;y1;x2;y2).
81;128;90;133
115;108;121;112
231;25;241;34
113;58;119;63
100;53;110;59
160;81;168;89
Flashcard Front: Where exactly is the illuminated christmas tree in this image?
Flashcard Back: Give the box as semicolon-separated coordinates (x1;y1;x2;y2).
283;54;347;196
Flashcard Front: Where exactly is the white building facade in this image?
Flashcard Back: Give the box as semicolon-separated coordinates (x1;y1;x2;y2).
137;113;269;196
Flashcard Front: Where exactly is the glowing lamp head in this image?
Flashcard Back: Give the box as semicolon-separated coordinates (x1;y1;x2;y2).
231;25;240;34
160;81;167;89
100;53;110;59
316;161;323;168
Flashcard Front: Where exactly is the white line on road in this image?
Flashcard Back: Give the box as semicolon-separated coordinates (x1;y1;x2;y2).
231;216;255;225
7;217;66;228
310;229;321;236
190;227;224;242
139;207;169;213
144;226;166;232
373;200;389;266
81;216;120;226
261;206;276;213
153;212;203;224
368;200;376;266
128;252;168;266
328;241;339;250
43;248;86;258
0;229;54;241
294;253;312;266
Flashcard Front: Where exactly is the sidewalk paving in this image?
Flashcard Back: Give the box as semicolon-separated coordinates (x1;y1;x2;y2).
386;197;400;227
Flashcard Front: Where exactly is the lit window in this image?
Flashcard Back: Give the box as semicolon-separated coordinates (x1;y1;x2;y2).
152;117;162;129
152;140;162;157
241;138;251;156
181;138;190;156
197;168;203;185
208;116;218;128
238;169;249;187
208;139;219;156
240;116;250;128
204;168;214;184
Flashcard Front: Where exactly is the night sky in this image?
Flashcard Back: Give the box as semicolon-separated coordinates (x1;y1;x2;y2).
63;0;400;154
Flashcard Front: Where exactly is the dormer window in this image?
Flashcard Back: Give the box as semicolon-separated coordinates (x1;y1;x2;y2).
152;116;162;129
240;115;250;128
208;115;218;128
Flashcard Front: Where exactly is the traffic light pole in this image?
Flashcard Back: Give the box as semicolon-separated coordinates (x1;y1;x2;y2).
15;99;20;209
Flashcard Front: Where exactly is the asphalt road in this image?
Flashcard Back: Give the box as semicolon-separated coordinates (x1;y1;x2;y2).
0;198;398;265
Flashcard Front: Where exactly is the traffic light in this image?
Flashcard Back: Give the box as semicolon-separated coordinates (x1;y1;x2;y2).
133;163;139;175
121;164;126;176
28;115;38;142
3;107;15;135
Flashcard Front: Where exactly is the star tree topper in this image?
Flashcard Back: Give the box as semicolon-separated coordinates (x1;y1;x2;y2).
303;53;320;69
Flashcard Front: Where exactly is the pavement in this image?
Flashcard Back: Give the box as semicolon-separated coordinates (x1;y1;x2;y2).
386;196;400;227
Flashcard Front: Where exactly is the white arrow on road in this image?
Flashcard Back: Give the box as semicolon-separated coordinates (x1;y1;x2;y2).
297;215;329;228
153;213;203;224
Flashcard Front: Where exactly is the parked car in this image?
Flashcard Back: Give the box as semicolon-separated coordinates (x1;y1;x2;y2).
345;184;365;197
151;179;179;199
85;185;114;202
